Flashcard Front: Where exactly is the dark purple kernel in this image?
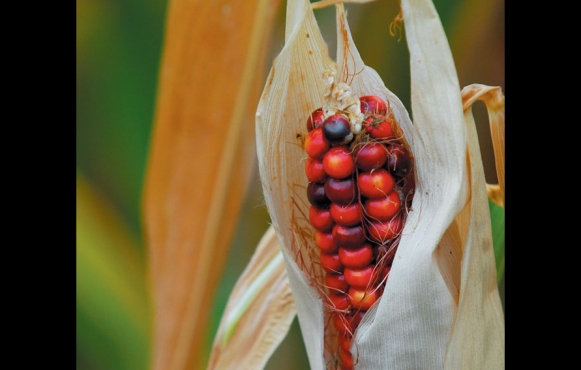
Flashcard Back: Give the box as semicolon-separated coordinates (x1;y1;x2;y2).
307;182;331;209
322;114;352;145
332;224;367;249
386;144;412;178
359;95;387;116
324;177;356;205
307;108;325;131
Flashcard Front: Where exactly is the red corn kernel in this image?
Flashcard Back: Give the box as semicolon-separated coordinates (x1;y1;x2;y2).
375;244;396;265
386;143;413;178
360;95;387;115
377;285;385;297
304;128;330;159
354;142;387;172
339;347;354;369
364;118;394;140
338;333;352;352
381;264;392;283
305;158;327;183
307;182;331;209
330;203;362;227
367;213;404;244
309;206;334;232
307;107;325;131
363;190;401;221
357;169;395;199
338;244;374;269
348;311;365;332
332;224;366;249
320;252;344;274
325;273;348;294
328;293;350;310
348;287;380;311
324;178;356;205
332;313;346;333
322;114;352;145
323;146;354;179
332;311;365;335
315;231;338;254
344;265;378;289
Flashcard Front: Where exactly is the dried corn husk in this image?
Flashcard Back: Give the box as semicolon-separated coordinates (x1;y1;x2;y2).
255;0;504;369
462;84;505;209
207;227;295;370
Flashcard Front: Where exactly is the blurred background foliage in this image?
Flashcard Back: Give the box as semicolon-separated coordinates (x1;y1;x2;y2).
76;0;504;369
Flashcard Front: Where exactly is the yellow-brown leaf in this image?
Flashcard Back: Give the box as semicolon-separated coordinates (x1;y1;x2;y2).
462;84;505;208
143;1;281;369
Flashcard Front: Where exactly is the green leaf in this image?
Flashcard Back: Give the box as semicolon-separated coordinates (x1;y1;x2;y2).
76;173;151;370
489;199;505;284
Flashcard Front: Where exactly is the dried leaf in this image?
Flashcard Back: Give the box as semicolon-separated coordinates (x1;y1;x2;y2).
440;83;505;369
143;0;281;368
462;84;505;208
486;184;503;207
311;0;376;10
208;226;296;370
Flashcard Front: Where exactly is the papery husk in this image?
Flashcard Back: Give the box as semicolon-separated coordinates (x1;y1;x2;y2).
312;0;375;10
461;84;505;209
256;1;334;367
440;85;505;369
256;0;504;369
486;184;503;208
207;226;296;370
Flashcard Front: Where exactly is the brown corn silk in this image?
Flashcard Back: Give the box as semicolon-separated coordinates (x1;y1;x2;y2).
256;0;504;369
142;0;280;369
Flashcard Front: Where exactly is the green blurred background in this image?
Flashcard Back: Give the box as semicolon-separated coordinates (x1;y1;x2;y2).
76;0;504;369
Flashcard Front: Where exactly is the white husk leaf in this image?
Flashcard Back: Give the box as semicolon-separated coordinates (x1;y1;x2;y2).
438;84;505;369
255;0;504;369
256;0;334;367
207;227;296;370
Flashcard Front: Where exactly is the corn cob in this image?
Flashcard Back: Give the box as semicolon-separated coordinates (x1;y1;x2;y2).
304;75;415;370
